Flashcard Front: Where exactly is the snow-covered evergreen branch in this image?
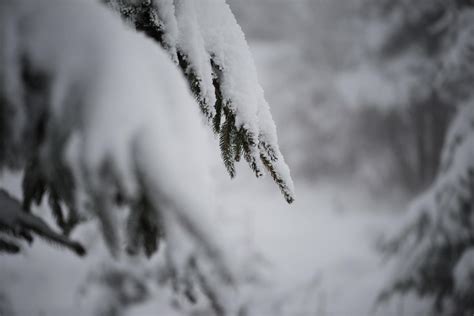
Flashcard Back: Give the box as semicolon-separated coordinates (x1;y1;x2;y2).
0;0;274;313
105;0;295;203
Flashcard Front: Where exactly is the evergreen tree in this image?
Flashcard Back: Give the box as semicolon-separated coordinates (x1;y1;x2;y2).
376;1;474;314
0;0;294;314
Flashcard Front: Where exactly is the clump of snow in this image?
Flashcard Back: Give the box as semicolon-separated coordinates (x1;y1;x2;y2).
453;247;474;295
197;0;294;199
153;0;179;60
174;0;216;117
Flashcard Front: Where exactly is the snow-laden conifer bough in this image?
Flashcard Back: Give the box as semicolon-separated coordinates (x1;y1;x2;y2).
378;104;474;313
373;6;474;313
0;0;294;314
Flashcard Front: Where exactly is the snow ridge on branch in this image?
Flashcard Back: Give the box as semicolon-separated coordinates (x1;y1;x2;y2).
106;0;295;203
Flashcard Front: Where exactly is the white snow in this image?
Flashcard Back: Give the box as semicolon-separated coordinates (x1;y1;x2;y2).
5;1;462;315
453;247;474;295
380;103;474;313
153;0;179;61
106;0;295;202
174;0;216;116
152;0;295;196
0;32;410;315
1;0;240;312
0;169;403;316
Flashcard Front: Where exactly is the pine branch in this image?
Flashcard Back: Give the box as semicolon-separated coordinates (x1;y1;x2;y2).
0;237;21;254
127;193;164;258
212;60;224;133
22;158;47;212
260;148;294;204
22;157;82;236
48;190;66;230
233;128;244;162
0;189;86;256
104;0;294;203
219;110;236;178
212;58;264;178
242;129;264;178
178;52;213;120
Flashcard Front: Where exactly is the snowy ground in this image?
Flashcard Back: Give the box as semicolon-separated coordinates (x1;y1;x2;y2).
217;166;406;316
0;166;407;316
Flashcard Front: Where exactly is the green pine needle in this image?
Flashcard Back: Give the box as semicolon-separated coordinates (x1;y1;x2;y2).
219;112;236;178
260;153;294;204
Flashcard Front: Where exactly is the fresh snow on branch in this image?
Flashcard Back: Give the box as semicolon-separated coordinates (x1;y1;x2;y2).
106;0;295;203
380;104;474;311
0;0;253;313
